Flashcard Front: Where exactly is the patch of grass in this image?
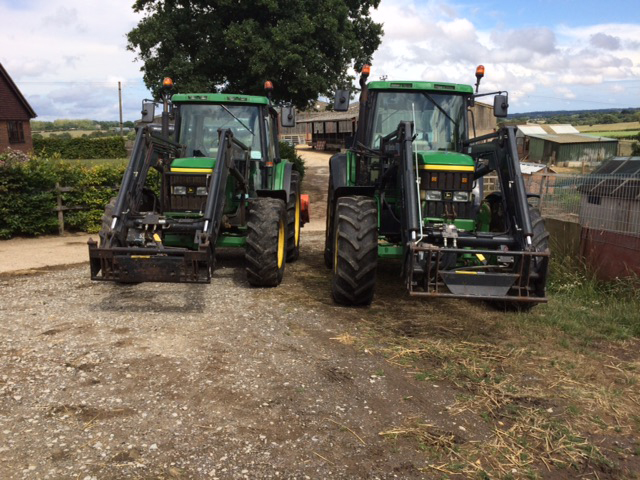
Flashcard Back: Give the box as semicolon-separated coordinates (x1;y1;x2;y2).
527;255;640;343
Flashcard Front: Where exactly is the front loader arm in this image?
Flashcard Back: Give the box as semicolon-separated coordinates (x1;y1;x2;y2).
107;127;182;247
198;129;250;250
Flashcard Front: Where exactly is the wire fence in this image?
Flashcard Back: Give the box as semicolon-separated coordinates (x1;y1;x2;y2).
485;173;640;237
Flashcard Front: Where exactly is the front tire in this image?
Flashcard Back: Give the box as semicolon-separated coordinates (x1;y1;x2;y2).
331;196;378;306
245;198;287;287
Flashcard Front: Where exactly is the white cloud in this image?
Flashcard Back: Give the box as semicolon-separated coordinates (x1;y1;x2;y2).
368;1;640;112
0;0;147;120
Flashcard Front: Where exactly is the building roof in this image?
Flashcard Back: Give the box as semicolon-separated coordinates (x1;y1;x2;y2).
527;133;617;144
297;109;359;124
297;100;494;125
518;125;547;135
520;162;553;174
579;157;640;199
0;62;37;120
543;124;579;134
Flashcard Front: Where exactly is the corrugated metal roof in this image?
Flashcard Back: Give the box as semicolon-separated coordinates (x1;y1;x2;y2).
297;110;359;123
520;162;549;174
579;157;640;199
527;133;617;144
546;124;579;134
518;125;547;135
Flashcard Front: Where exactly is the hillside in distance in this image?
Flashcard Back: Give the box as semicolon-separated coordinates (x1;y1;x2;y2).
509;107;640;126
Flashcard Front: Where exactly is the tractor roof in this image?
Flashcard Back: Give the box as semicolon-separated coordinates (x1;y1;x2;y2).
171;93;269;105
368;81;474;94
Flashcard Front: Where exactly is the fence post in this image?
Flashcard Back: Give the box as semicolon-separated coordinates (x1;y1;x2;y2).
538;174;547;212
55;182;65;235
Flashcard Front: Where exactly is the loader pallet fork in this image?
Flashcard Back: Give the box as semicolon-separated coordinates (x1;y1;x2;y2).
325;66;550;307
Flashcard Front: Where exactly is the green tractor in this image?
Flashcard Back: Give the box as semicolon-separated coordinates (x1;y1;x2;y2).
89;79;307;285
325;66;549;306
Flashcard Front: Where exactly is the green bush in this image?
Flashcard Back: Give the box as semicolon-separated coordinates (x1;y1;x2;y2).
279;141;305;180
33;136;127;159
0;153;126;238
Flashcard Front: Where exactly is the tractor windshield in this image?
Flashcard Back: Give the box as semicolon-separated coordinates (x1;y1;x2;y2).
369;91;466;152
178;104;262;159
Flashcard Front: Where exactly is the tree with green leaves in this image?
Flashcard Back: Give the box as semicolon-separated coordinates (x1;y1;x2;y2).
127;0;383;108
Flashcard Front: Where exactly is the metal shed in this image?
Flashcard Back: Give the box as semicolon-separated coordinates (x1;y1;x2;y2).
527;133;617;167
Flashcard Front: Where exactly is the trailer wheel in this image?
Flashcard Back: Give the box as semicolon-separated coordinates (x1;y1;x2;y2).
245;198;287;287
331;196;378;306
323;174;335;268
286;171;301;262
98;197;117;247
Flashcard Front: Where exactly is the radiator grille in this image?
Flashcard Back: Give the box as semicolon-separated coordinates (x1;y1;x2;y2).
167;174;208;212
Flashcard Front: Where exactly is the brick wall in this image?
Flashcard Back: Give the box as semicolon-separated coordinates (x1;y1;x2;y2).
0;120;34;154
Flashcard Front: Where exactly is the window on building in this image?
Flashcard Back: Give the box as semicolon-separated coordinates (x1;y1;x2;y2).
8;121;25;144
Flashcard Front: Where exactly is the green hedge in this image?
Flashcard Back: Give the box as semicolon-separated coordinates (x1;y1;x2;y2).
0;153;126;238
279;141;305;180
33;136;127;159
0;144;301;239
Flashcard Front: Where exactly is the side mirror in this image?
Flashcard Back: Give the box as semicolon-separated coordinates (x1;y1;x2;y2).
141;101;156;123
280;106;296;128
493;95;508;118
334;90;350;112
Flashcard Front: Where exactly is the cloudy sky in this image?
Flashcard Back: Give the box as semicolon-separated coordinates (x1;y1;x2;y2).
1;0;639;120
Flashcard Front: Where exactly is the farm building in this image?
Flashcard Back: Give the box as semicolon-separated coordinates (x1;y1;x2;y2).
576;156;640;279
578;156;640;235
515;124;617;167
290;101;496;151
0;62;37;154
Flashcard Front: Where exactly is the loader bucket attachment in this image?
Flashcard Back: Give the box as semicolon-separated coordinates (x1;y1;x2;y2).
408;243;549;304
88;239;212;283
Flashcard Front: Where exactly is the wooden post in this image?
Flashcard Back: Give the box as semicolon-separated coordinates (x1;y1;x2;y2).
55;182;64;235
539;174;547;212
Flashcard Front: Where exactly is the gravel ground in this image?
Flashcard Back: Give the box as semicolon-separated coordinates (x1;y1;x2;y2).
0;232;490;479
0;148;490;479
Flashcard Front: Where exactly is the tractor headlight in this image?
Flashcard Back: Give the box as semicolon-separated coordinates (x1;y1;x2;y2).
453;191;470;202
172;186;187;195
425;190;442;201
196;186;208;196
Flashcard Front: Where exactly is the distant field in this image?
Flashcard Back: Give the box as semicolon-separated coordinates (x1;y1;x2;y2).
34;130;120;138
576;122;640;132
583;130;639;138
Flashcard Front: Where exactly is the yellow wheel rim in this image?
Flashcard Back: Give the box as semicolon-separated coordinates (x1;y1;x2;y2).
277;219;285;268
294;196;301;246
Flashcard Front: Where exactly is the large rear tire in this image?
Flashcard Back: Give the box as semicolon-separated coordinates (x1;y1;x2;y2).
245;198;287;287
331;196;378;306
286;171;301;262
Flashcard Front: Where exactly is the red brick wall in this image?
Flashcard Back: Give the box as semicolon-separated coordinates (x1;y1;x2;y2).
0;120;34;154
